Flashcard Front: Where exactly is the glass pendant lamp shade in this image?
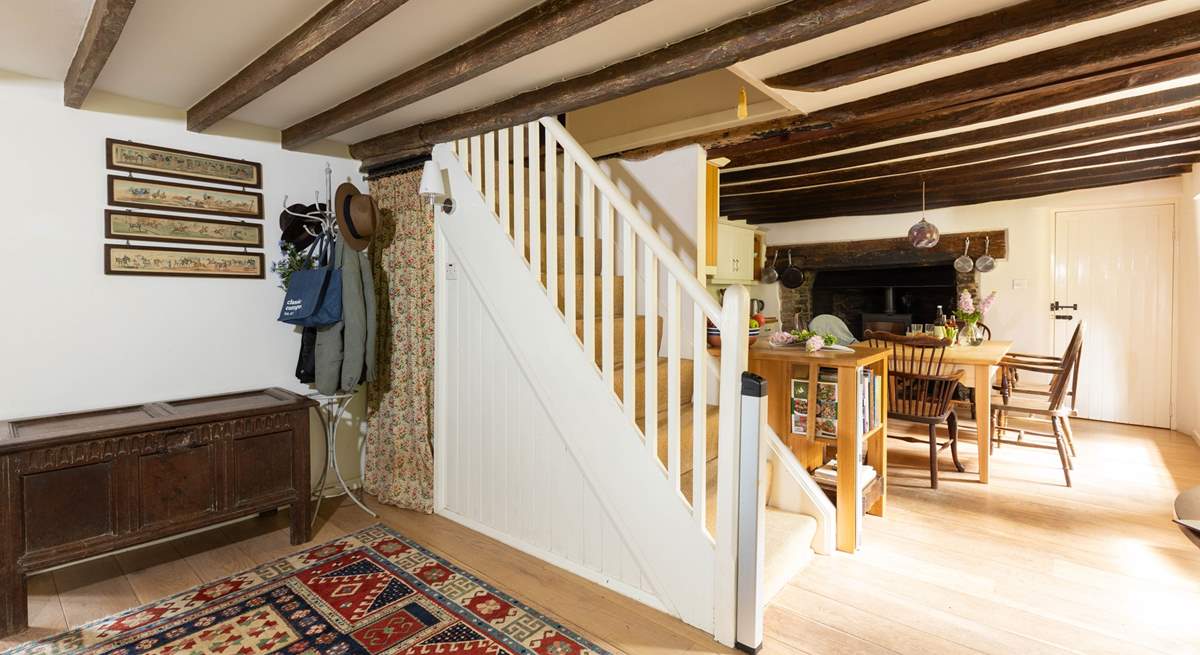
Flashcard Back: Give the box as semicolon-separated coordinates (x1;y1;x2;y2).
908;180;940;248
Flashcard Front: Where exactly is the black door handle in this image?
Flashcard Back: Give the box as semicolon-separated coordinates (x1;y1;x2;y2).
1054;314;1074;320
1050;302;1079;311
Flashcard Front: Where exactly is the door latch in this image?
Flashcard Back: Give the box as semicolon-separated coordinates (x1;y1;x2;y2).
1050;301;1078;311
1054;314;1074;320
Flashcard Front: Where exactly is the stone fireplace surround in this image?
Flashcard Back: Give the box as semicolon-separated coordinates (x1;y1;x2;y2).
767;230;1006;335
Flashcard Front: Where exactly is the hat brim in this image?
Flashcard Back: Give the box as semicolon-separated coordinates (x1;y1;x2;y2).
279;203;316;249
335;182;371;252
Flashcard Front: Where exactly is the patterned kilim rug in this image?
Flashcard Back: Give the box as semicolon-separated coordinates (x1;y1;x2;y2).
6;524;611;655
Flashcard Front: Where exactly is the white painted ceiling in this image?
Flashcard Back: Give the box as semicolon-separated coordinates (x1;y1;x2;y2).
1;0;1198;152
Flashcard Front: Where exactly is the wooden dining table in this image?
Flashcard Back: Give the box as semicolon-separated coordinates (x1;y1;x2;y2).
853;339;1013;483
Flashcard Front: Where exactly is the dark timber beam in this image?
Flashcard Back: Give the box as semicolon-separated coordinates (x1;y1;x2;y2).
618;10;1200;163
349;0;927;167
722;149;1200;212
764;0;1159;91
283;0;651;149
723;116;1200;194
719;82;1200;184
732;164;1192;223
187;0;409;133
63;0;136;108
718;55;1200;167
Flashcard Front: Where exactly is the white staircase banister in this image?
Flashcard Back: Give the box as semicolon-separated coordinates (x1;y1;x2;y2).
538;117;722;324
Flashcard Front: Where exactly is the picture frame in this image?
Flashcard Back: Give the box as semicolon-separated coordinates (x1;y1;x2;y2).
105;244;265;279
105;210;263;248
106;138;262;188
108;175;264;219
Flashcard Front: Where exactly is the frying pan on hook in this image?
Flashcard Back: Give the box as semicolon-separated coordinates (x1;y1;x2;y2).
761;250;780;284
780;251;805;289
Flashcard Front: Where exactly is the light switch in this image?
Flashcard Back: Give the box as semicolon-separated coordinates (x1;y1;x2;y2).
1012;279;1028;289
446;262;458;280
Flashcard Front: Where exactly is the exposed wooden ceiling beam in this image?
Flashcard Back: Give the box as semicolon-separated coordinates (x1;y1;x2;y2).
349;0;928;167
764;0;1158;91
719;82;1200;184
187;0;409;133
715;55;1200;167
617;10;1200;164
282;0;651;149
722;148;1200;212
732;162;1192;223
63;0;136;108
723;114;1200;194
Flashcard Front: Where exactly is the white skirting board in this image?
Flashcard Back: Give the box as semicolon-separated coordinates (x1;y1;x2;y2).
436;507;670;614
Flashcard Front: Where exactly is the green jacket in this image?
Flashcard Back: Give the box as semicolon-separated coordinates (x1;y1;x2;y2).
315;237;376;394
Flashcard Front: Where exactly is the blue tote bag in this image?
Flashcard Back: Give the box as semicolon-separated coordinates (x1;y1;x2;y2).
278;235;342;327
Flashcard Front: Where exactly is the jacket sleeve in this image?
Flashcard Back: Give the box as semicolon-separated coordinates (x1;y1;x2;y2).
361;250;377;383
339;245;367;392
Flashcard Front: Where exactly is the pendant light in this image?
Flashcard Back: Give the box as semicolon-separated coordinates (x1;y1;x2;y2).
908;179;940;248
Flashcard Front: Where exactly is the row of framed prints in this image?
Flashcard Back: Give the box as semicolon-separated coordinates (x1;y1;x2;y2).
103;139;266;279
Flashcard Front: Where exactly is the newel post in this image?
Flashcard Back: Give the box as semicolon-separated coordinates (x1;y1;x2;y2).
714;284;749;646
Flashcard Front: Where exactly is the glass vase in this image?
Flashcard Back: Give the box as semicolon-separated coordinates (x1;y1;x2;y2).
963;321;984;346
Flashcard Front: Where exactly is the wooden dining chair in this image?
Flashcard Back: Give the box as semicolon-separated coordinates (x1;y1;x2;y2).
990;330;1083;487
996;322;1084;455
865;330;965;489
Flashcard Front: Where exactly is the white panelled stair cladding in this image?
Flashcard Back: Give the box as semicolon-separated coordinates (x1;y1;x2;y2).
431;117;825;647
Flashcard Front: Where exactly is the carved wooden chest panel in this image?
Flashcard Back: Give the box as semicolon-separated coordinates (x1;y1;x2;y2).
0;388;316;637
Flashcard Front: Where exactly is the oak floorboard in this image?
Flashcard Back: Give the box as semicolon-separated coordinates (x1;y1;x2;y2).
171;525;259;582
0;574;66;651
328;501;729;654
51;556;139;629
113;542;203;605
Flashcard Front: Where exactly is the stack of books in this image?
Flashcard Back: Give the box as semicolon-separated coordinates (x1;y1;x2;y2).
793;366;883;440
812;458;877;489
859;367;883;433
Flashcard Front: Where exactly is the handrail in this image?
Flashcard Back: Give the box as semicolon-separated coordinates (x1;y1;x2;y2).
538;117;723;325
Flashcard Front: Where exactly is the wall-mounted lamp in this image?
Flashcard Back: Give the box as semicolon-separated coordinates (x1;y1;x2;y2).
419;160;454;215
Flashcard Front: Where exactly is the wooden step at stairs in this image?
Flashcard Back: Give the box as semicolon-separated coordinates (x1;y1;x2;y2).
556;275;625;319
616;357;694;421
577;316;661;368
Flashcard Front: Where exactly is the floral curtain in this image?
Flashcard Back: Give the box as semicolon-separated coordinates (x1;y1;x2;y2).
365;169;435;512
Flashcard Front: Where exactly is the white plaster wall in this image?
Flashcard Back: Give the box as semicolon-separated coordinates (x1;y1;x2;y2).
0;72;368;491
602;146;708;361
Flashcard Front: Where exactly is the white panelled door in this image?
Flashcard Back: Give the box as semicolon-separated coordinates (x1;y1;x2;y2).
1053;203;1174;427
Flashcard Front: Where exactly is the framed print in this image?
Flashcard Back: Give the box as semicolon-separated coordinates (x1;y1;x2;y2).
107;139;262;188
105;244;264;279
105;210;263;248
108;175;264;219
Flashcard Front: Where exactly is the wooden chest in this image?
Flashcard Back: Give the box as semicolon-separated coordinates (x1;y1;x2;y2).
0;388;316;637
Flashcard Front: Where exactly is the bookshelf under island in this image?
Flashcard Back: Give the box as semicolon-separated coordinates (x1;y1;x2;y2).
745;343;890;553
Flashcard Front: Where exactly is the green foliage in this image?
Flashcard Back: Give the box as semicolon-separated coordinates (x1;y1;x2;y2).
788;329;837;345
270;241;314;291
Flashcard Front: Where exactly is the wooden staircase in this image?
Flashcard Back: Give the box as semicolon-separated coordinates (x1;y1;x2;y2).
445;122;826;642
522;214;721;507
